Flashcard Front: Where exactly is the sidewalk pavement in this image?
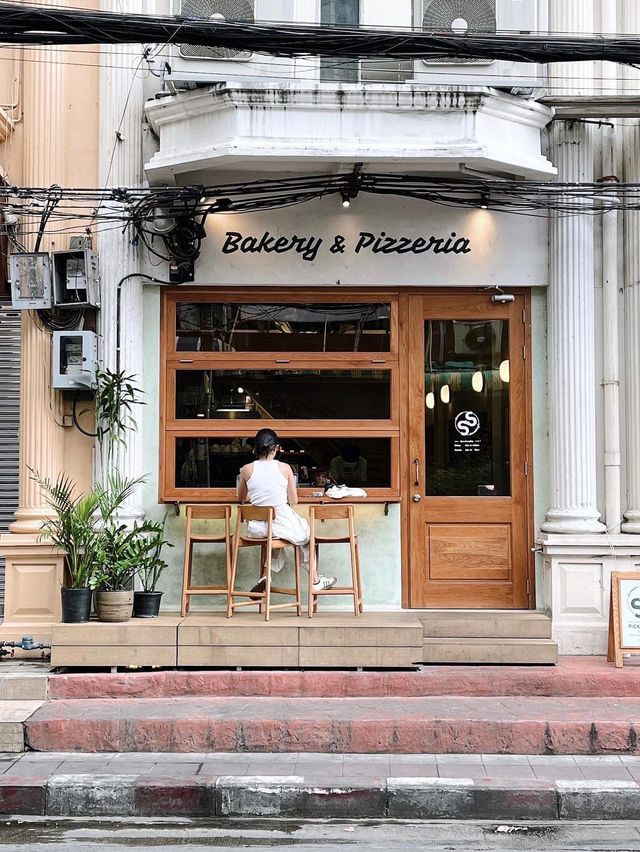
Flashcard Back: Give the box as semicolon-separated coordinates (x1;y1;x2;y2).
2;751;640;820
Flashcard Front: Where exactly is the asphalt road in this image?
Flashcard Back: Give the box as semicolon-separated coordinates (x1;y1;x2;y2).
1;818;640;851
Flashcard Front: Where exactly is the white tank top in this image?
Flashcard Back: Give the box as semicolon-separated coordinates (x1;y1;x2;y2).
247;459;288;508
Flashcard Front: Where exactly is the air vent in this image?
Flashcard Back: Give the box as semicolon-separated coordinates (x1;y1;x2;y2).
178;0;254;61
422;0;496;65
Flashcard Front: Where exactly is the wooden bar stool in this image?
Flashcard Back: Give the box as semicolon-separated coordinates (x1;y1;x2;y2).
227;505;301;621
308;504;363;617
181;504;233;616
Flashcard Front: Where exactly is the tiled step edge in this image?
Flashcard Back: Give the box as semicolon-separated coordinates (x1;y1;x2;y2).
1;774;639;820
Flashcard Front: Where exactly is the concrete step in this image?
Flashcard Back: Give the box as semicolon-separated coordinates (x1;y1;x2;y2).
417;611;552;639
48;657;638;699
421;637;558;665
23;694;640;755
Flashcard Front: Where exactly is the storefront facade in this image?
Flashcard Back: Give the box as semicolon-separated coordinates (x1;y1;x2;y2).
147;193;547;621
3;0;640;662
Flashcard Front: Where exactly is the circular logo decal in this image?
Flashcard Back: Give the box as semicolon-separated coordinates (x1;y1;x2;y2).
627;585;640;619
454;411;480;437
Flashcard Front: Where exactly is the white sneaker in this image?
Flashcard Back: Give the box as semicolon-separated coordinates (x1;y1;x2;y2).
313;575;337;592
325;485;367;499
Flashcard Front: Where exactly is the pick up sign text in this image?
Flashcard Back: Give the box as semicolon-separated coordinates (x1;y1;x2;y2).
221;230;472;263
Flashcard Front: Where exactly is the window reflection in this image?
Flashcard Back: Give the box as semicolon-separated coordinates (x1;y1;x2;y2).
425;320;510;497
175;370;390;420
175;303;391;353
175;437;391;489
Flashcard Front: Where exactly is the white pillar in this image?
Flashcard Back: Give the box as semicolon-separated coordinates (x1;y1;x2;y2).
549;0;594;98
622;122;640;533
97;0;146;514
541;121;605;534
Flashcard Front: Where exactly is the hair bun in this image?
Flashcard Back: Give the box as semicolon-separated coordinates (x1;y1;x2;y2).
253;428;279;459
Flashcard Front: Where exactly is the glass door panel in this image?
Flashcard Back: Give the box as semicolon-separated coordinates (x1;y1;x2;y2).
424;320;510;497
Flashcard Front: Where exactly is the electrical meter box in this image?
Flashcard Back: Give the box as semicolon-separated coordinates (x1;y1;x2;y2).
52;249;100;309
9;253;53;309
52;330;98;389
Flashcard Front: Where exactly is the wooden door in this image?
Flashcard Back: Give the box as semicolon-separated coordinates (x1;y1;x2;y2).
406;291;532;609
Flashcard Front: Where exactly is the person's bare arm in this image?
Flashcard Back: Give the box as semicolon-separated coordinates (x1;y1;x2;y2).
280;462;298;505
237;464;251;502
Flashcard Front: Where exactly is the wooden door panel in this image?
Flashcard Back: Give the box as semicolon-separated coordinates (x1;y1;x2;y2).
427;524;511;581
406;291;532;610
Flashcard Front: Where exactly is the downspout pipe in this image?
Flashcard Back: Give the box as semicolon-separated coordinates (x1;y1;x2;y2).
600;168;621;533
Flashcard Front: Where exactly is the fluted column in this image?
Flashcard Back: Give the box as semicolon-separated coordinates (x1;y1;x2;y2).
549;0;594;98
622;122;640;533
97;0;146;515
10;2;66;533
541;121;605;534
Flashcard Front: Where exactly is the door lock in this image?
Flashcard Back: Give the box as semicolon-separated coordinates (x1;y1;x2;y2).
413;493;421;502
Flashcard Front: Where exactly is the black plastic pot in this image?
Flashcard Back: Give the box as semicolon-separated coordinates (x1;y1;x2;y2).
133;590;163;618
61;587;93;623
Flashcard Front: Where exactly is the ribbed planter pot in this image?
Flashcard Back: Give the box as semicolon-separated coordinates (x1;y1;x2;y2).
133;591;163;618
95;590;134;623
61;587;93;623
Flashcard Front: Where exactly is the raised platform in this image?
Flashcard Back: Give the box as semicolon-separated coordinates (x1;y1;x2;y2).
50;611;424;670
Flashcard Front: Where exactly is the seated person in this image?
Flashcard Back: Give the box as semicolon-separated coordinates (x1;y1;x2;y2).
237;428;336;594
330;443;367;486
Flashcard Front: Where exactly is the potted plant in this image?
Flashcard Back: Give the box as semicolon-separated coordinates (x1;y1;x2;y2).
133;515;173;618
32;471;102;623
89;473;159;623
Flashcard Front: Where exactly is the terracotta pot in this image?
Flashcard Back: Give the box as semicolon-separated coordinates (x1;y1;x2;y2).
94;590;134;623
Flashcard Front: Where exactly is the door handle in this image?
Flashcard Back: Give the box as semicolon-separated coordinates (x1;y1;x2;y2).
413;493;421;503
414;458;420;487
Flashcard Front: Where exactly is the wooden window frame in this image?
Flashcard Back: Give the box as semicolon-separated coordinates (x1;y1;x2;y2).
160;288;400;503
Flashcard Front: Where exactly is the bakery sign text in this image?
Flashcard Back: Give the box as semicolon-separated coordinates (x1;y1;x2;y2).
220;230;472;263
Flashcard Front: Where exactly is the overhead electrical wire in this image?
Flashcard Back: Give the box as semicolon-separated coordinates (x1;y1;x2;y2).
2;2;640;66
0;174;636;236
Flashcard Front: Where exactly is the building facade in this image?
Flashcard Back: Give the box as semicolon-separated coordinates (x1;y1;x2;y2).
2;0;640;658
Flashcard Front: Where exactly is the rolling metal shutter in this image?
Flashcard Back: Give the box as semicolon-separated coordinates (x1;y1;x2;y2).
0;305;20;619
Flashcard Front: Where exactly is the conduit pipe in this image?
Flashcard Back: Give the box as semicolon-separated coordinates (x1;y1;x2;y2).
601;165;622;533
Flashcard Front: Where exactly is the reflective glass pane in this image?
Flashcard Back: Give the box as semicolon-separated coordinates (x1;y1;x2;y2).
175;370;390;420
175;303;391;353
175;437;391;489
425;320;510;497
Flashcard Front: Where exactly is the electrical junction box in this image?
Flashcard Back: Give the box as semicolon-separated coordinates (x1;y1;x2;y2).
52;330;98;389
9;253;53;309
52;249;100;309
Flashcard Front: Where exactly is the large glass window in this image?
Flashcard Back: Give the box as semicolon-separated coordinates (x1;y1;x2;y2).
175;369;391;420
162;291;399;501
176;302;391;353
175;437;392;490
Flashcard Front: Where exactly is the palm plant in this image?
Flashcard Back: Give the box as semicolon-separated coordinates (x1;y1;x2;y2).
32;470;101;588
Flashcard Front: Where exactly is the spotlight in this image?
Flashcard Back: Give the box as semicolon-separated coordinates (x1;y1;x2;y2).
480;192;490;210
341;191;351;208
440;384;450;404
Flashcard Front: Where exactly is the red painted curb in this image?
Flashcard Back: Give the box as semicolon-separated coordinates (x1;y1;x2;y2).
134;776;215;817
0;777;47;815
48;657;640;700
